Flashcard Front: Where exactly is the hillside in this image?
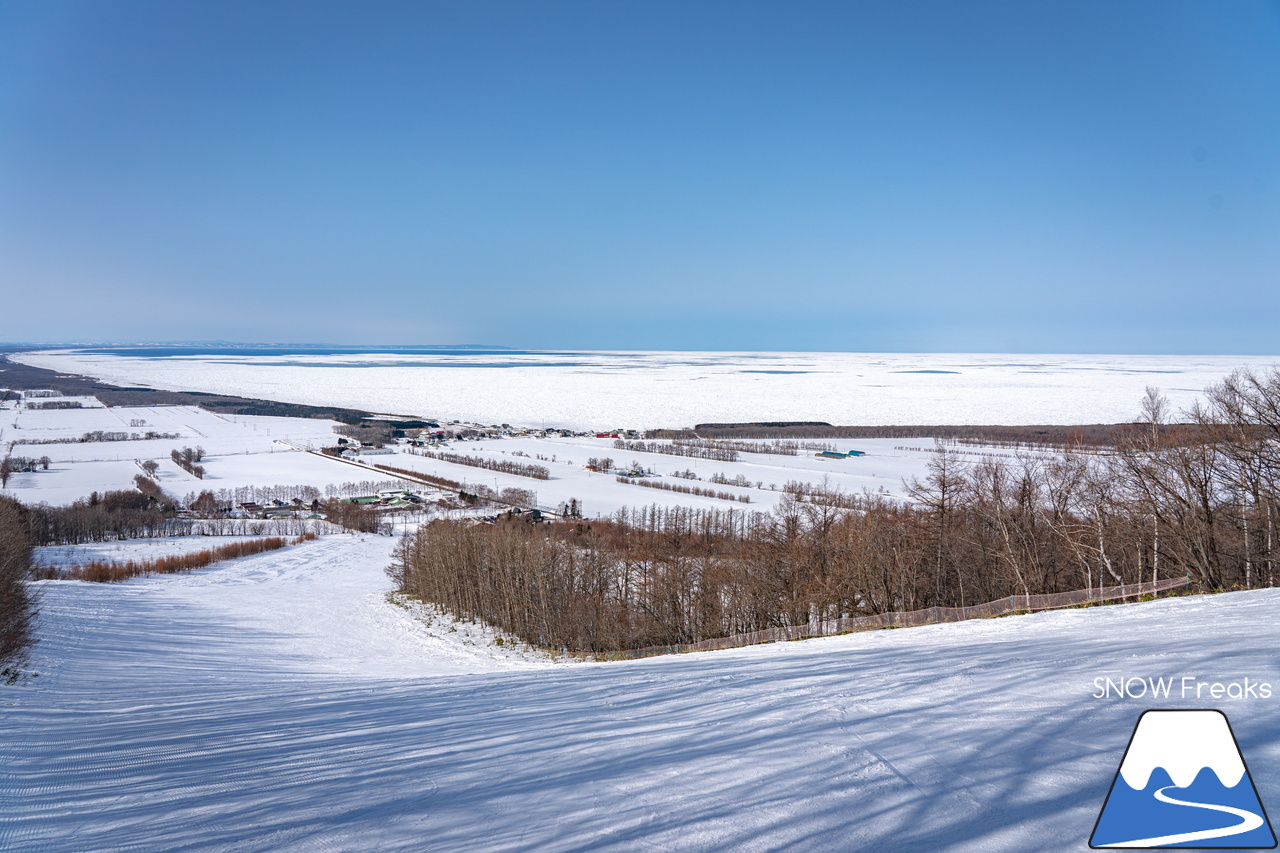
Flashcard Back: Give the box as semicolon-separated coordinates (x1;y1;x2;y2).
3;534;1278;851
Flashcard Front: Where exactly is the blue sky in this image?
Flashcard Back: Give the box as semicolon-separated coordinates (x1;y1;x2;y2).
1;1;1278;352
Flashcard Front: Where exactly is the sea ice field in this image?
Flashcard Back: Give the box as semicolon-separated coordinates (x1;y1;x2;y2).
15;349;1280;430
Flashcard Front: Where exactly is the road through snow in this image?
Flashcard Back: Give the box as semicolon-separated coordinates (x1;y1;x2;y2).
3;535;1280;851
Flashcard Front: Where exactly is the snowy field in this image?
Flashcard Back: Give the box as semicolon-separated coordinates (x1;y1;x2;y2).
32;536;276;570
16;349;1280;430
371;436;1031;516
3;533;1279;851
3;403;338;451
4;397;1001;514
1;403;348;506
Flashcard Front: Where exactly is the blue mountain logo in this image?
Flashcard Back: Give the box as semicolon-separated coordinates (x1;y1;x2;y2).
1091;710;1276;848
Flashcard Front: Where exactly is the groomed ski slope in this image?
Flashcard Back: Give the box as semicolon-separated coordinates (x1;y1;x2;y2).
3;535;1279;852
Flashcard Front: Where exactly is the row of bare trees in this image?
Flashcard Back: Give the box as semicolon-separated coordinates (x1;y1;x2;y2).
170;447;205;479
16;429;181;444
323;480;406;498
391;370;1280;652
685;421;1208;449
371;463;463;491
24;400;83;409
406;447;550;480
182;484;325;511
0;456;51;486
34;534;312;583
678;438;839;456
612;439;739;462
616;476;752;503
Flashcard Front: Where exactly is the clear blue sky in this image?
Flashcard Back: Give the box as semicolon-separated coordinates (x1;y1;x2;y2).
1;1;1278;352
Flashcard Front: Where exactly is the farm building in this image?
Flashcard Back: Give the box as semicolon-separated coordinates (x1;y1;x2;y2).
341;447;396;459
815;450;867;460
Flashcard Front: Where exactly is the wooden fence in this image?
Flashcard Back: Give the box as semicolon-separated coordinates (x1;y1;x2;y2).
608;576;1193;659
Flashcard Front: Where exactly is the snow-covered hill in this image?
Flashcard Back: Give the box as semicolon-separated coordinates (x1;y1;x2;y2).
3;534;1279;851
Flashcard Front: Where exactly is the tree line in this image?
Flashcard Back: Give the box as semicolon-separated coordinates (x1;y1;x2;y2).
1;496;36;672
611;439;739;462
20;489;175;545
182;484;324;510
406;447;550;480
170;446;205;478
371;462;464;491
681;422;1210;450
684;438;838;457
615;476;752;503
0;456;51;486
391;369;1280;653
16;429;182;445
33;534;313;583
24;400;83;409
324;479;409;498
358;463;536;508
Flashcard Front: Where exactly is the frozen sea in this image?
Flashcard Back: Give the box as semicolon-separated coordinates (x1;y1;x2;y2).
13;349;1280;430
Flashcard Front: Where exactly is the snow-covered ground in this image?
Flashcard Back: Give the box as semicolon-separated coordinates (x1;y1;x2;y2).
3;533;1279;851
1;404;348;506
372;436;1016;516
5;403;338;451
33;535;273;570
16;349;1280;430
5;397;995;514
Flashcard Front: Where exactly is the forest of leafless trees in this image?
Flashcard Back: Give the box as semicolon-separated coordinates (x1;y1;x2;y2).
1;496;36;670
23;489;176;545
391;370;1280;652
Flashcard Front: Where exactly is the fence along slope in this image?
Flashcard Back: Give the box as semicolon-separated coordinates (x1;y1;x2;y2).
611;576;1191;659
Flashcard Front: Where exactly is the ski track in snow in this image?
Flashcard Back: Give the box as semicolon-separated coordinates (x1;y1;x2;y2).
3;535;1280;851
